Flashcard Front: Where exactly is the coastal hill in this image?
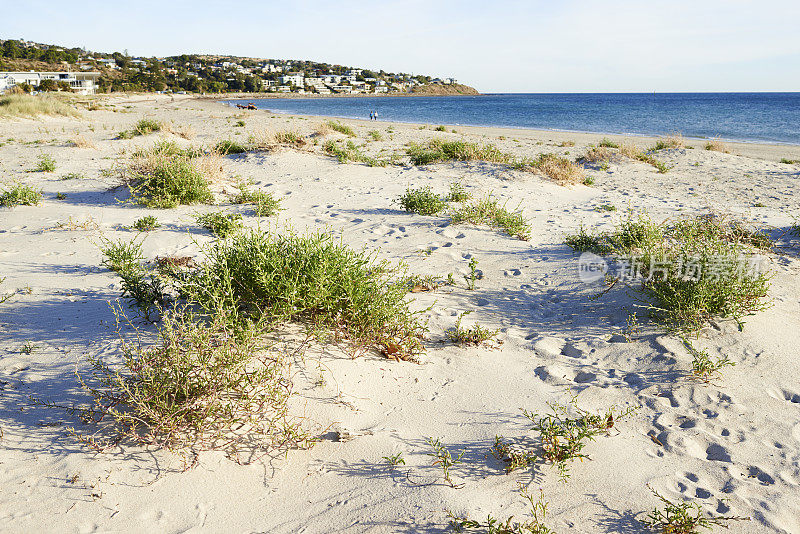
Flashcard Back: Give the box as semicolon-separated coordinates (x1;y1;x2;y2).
0;38;478;95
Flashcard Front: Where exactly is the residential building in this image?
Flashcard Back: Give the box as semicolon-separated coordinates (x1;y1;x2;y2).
0;71;102;95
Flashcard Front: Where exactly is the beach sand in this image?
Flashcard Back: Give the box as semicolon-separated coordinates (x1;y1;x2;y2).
1;93;799;533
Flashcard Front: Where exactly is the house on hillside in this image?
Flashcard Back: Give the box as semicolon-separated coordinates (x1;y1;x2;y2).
0;71;101;95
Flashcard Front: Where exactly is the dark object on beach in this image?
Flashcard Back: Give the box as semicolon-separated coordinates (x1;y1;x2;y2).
236;103;258;110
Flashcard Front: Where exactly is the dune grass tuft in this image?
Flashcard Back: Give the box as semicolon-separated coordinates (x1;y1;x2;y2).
397;186;448;216
407;139;512;166
451;194;532;240
122;140;216;208
35;154;56;172
323;139;385;166
0;94;80;119
0;183;43;207
704;139;729;153
215;139;247;155
326;120;355;137
69;133;97;149
196;211;244;238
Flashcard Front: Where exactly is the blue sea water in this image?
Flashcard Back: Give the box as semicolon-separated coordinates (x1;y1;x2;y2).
226;93;800;145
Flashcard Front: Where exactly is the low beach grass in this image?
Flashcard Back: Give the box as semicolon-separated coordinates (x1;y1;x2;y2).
407;139;512;165
0;183;43;207
215;139;247;155
34;154;56;172
451;194;532;240
446;311;499;346
323;139;384;166
196;211;244;238
326;120;355;137
565;212;772;332
580;143;670;173
397;186;448;216
705;139;730;153
0;94;80;119
69;133;97;149
132;215;160;232
118;118;162;139
122;140;216;208
231;183;282;216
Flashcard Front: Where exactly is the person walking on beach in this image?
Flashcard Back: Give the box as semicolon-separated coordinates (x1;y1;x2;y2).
369;110;374;121
373;110;378;121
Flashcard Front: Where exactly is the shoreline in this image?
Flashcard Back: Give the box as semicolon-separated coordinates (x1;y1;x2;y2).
209;98;800;160
216;96;800;149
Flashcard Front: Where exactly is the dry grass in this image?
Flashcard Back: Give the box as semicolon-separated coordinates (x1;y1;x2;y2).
617;142;643;159
653;133;685;150
705;139;730;153
531;153;584;185
0;94;81;119
581;146;615;163
69;133;96;149
163;122;197;140
313;123;331;137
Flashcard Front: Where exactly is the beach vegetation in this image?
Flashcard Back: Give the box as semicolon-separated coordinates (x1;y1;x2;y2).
464;257;480;290
215;139;247;155
231;183;282;216
132;215;160;232
35;154;56;172
598;138;619;148
426;437;465;488
273;130;306;147
397;186;448;215
117;118;161;139
196;211;244;238
651;133;685;151
60;172;86;180
704;139;729;153
451;194;532;240
447;181;471;202
0;94;80;119
163;122;196;140
326;120;355;136
69;133;96;149
434;125;447;132
641;485;748;533
0;183;43;207
382;452;405;467
407;139;512;165
683;338;734;383
99;236;145;273
448;487;554;534
446;311;499;346
122;140;216;208
367;130;383;141
323;139;385;166
517;153;585;185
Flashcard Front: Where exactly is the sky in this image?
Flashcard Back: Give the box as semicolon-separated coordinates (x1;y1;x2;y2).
3;0;800;93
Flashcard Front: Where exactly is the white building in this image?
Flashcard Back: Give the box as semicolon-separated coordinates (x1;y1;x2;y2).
279;74;304;87
0;71;102;95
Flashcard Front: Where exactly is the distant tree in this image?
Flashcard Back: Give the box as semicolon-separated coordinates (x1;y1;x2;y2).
57;80;73;92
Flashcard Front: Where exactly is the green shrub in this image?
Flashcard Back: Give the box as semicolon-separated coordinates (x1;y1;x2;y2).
451;194;532;240
132;215;160;232
780;158;797;164
326;120;355;136
447;182;471;202
231;184;282;216
125;141;215;208
598;138;619;148
99;237;145;273
367;130;383;141
434;125;447;132
35;154;56;172
570;212;773;332
80;308;302;451
446;311;499;346
182;229;426;359
215;139;247;155
0;183;43;207
197;211;244;238
134;118;161;135
397;186;448;216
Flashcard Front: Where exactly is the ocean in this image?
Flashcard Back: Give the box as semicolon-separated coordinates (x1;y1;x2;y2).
225;93;800;145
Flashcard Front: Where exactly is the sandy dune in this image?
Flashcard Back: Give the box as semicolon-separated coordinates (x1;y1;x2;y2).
1;94;799;533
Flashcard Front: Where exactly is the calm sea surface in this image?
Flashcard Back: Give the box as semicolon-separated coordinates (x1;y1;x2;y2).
225;93;800;145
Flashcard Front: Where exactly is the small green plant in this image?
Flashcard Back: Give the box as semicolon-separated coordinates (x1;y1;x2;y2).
326;120;355;136
683;338;734;383
434;125;447;131
132;215;160;232
234;120;245;127
447;182;471;202
215;139;247;155
196;211;244;238
0;183;43;207
99;237;145;273
448;486;554;534
465;257;479;290
323;139;384;166
447;311;499;346
583;176;595;185
382;452;406;467
367;130;383;141
426;437;465;488
56;192;66;200
35;154;56;172
408;139;512;166
598;138;619;148
512;393;636;482
490;436;537;473
20;341;36;354
451;195;532;240
134;118;161;135
595;204;616;212
641;485;748;533
231;184;281;216
60;172;86;180
397;186;448;216
779;158;797;164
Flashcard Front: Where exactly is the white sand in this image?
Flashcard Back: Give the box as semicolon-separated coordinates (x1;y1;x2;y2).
1;94;799;533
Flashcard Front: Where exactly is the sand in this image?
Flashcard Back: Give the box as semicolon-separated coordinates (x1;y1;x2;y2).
1;93;799;533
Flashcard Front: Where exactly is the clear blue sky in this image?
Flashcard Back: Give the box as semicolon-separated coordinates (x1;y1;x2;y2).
4;0;799;92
